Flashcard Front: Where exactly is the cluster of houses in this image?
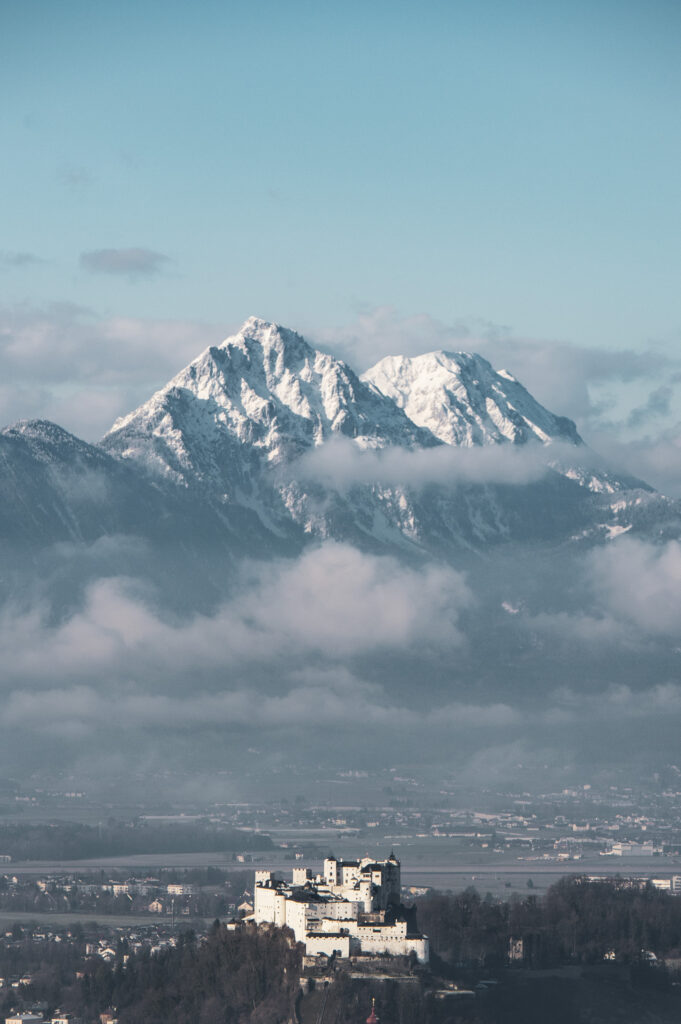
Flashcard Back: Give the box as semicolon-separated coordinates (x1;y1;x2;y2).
5;1013;80;1024
4;1011;126;1024
0;924;182;1024
83;933;176;963
0;875;234;919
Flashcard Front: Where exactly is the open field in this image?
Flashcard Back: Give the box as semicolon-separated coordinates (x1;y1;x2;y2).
0;910;213;928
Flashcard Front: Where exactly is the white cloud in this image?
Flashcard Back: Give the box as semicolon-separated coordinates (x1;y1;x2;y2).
0;543;472;686
0;303;231;438
522;537;681;645
590;537;681;637
0;303;222;385
291;434;560;490
0;542;507;744
2;679;519;739
586;423;681;497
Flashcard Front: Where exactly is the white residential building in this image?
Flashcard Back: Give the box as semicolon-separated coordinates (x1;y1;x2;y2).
166;883;196;896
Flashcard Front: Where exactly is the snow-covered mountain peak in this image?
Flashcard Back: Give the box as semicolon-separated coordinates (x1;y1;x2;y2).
215;317;343;406
2;418;66;440
218;316;311;366
1;418;100;455
362;349;582;448
2;319;676;561
102;318;434;489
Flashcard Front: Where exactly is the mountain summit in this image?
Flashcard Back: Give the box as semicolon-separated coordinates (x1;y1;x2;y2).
363;350;582;448
103;317;435;496
0;318;677;571
97;317;672;552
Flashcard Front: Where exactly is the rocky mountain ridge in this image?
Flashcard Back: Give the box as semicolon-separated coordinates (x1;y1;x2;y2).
0;317;678;573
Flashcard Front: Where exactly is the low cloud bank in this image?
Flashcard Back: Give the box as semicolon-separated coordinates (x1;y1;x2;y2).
0;542;472;686
591;537;681;636
0;534;681;784
588;425;681;498
291;435;568;490
3;681;518;741
0;302;227;438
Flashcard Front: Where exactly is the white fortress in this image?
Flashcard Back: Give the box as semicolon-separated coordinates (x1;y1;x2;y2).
253;853;429;962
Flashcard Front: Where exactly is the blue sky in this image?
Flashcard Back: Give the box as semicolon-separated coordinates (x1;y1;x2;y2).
2;0;681;489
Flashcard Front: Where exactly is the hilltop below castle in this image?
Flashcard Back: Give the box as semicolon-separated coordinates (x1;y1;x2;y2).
254;854;429;962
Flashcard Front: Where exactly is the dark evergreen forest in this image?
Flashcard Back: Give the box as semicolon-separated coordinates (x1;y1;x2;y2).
7;878;681;1023
417;875;681;967
0;821;273;860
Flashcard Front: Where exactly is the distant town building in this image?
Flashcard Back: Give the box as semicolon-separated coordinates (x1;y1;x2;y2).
608;841;656;857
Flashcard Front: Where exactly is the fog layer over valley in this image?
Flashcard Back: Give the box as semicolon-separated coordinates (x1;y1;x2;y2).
1;318;680;794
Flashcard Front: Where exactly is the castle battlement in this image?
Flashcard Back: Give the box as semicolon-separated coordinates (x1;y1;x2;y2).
253;854;428;963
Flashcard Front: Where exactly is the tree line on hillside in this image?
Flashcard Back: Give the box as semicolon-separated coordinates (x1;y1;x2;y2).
417;877;681;967
78;924;301;1024
7;879;681;1023
0;928;86;1019
0;821;273;860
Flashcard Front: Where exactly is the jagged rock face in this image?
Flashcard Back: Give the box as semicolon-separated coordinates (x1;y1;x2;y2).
1;317;679;567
